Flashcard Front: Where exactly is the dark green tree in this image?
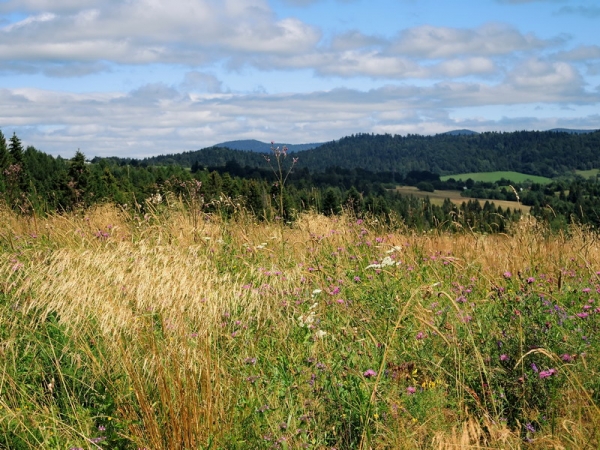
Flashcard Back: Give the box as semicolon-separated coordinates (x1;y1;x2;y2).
322;188;341;216
0;130;9;170
8;132;24;165
63;150;90;208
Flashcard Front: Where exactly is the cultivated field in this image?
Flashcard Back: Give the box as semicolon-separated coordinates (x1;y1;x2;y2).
395;186;531;212
1;203;598;449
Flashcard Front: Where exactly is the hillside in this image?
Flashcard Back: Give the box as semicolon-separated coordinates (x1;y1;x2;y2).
131;130;600;178
213;139;324;153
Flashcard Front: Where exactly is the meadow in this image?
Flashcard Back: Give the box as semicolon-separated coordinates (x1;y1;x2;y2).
440;172;552;185
394;186;530;212
1;201;599;449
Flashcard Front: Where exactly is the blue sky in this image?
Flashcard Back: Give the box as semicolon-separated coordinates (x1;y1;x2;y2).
0;0;599;158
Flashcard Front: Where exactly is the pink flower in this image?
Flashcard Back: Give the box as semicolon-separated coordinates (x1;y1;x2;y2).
500;354;509;361
363;369;377;378
406;386;416;395
503;271;512;278
539;368;557;379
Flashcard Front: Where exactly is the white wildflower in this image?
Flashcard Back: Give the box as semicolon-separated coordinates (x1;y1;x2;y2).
366;256;399;270
298;311;316;327
312;289;322;296
315;330;327;339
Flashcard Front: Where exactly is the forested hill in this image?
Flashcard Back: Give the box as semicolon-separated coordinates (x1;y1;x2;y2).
290;131;600;177
119;130;600;178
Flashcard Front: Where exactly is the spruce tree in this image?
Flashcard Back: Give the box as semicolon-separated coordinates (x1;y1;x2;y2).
0;130;9;170
8;132;24;165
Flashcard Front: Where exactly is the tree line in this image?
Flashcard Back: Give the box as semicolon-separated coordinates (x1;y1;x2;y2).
119;130;600;178
3;129;600;232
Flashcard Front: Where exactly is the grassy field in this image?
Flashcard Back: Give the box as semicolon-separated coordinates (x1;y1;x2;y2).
395;186;531;212
440;171;552;184
575;169;600;180
1;203;599;449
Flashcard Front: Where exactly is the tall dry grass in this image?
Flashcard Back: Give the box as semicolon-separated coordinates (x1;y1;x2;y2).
1;202;599;449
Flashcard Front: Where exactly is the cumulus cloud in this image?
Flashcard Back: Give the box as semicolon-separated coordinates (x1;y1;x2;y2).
389;23;555;58
554;45;600;61
1;66;597;158
0;0;567;82
0;0;320;71
505;58;584;94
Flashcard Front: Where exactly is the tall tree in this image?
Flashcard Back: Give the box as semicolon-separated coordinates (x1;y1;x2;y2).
0;130;9;170
8;132;24;165
65;150;90;207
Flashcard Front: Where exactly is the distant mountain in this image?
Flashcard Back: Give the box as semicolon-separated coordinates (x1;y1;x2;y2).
442;129;479;136
547;128;598;134
213;139;325;153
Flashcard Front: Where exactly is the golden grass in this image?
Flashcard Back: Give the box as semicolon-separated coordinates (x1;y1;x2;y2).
1;202;600;448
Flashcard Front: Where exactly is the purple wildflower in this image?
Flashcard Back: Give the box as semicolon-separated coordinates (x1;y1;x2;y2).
363;369;377;378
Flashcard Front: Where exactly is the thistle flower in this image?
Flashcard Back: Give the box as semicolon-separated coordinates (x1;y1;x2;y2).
363;369;377;378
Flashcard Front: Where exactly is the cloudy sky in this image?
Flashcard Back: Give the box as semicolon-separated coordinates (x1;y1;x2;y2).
1;0;599;158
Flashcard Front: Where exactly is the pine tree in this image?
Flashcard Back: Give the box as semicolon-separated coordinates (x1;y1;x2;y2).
0;130;9;170
8;132;24;165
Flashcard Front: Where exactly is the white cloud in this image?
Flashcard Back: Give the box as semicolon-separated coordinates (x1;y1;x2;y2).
0;0;319;70
554;45;600;61
1;66;597;158
506;58;583;93
390;23;554;58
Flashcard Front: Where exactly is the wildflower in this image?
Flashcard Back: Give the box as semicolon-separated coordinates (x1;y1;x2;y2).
244;357;257;365
531;363;539;373
312;289;322;296
315;329;327;339
525;422;536;433
503;271;512;278
561;354;573;362
500;354;509;361
576;312;589;318
363;369;377;378
416;331;426;340
526;277;535;284
406;386;416;395
539;368;557;379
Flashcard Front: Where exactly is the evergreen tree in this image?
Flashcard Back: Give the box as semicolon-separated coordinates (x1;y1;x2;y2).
0;130;9;170
64;150;90;208
322;188;341;216
8;132;24;165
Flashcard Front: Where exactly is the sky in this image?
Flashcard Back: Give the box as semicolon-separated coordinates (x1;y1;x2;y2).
0;0;599;158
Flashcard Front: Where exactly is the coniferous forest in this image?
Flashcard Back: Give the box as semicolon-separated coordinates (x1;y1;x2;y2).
2;128;600;232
